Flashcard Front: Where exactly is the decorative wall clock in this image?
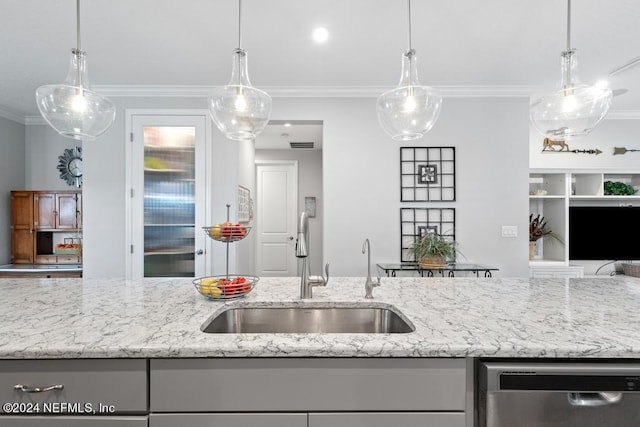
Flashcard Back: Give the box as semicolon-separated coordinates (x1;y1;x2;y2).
57;146;83;187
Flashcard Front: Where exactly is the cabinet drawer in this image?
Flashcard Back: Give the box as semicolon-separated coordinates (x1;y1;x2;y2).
1;416;148;426
57;255;80;264
309;412;465;427
35;255;57;264
150;413;306;427
0;359;147;414
151;358;466;412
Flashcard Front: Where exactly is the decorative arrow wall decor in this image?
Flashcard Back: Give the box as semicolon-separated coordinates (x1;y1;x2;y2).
570;148;603;155
613;147;640;155
541;138;602;155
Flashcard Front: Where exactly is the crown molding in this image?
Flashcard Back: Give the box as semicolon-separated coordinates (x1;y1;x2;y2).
0;108;25;124
24;116;47;125
93;84;538;99
18;85;640;123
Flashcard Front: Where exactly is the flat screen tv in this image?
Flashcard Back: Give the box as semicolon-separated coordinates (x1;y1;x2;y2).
569;206;640;260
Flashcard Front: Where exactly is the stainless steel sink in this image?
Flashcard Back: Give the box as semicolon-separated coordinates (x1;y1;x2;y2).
201;304;415;334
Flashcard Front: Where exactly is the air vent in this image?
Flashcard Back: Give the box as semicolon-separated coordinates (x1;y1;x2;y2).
290;141;314;149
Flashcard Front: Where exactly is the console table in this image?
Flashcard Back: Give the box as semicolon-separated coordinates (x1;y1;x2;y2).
376;262;498;278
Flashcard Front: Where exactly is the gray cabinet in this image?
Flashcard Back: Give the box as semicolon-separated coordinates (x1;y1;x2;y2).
0;357;469;427
150;413;306;427
309;412;466;427
151;358;466;412
1;416;147;426
150;358;467;426
0;359;148;425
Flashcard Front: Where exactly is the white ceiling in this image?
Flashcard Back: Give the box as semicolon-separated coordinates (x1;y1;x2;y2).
2;0;640;123
255;120;323;150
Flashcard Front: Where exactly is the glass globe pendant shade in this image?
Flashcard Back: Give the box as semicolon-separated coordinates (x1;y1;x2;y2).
376;49;442;141
208;48;272;141
36;49;116;141
530;50;612;140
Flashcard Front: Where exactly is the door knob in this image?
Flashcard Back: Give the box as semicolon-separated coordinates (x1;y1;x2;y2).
196;249;204;255
288;236;294;241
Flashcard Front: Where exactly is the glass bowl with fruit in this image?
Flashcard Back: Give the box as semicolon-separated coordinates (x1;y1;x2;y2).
203;222;250;242
193;275;259;300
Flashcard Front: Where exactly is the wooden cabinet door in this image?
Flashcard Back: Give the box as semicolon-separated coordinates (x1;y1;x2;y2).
57;193;79;229
11;229;34;264
10;191;33;229
34;193;56;229
10;192;34;264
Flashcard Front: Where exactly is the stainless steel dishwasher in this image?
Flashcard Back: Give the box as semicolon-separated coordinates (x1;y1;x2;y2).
478;361;640;426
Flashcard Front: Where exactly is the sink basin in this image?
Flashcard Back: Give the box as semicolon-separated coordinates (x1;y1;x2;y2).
201;304;415;334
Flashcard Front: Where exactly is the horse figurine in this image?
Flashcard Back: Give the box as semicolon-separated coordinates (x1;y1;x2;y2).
542;137;569;152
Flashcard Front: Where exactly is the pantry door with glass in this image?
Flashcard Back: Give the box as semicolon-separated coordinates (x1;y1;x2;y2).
128;113;209;279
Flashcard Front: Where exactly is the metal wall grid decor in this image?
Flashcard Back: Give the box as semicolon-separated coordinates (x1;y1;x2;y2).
400;207;456;262
400;147;456;202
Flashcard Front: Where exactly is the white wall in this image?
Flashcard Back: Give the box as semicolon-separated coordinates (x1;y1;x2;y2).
530;117;640;170
235;139;256;276
270;97;530;277
22;95;532;278
0;116;25;265
24;125;82;191
255;148;323;275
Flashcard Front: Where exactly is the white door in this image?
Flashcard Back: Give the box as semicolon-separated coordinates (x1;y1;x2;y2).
128;113;209;279
255;161;298;276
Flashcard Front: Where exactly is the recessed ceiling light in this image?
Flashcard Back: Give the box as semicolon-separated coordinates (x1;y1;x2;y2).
284;122;292;127
312;27;329;43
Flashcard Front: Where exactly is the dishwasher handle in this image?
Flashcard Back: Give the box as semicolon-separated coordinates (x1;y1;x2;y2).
568;392;623;407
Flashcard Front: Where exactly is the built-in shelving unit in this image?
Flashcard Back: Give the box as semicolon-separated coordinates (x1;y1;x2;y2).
529;169;640;278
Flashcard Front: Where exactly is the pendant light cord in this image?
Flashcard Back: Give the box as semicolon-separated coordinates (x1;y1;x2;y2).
237;0;242;49
565;0;571;51
407;0;412;51
75;0;84;91
563;0;573;88
76;0;81;52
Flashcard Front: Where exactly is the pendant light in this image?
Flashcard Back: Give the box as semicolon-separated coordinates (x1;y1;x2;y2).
530;0;612;140
376;0;442;141
35;0;116;141
208;0;272;141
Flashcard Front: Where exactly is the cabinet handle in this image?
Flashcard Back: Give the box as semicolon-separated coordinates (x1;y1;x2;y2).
568;392;623;407
14;384;64;393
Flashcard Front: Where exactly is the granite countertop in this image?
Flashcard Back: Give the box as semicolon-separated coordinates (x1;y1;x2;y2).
1;275;640;359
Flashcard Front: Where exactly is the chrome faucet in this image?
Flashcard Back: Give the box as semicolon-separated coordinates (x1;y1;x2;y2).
362;238;380;299
295;211;329;299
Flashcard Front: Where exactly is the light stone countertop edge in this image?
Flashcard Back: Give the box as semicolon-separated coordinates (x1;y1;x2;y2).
1;276;640;359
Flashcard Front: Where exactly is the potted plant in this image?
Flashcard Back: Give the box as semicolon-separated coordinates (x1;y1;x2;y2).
409;233;459;268
529;214;562;260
